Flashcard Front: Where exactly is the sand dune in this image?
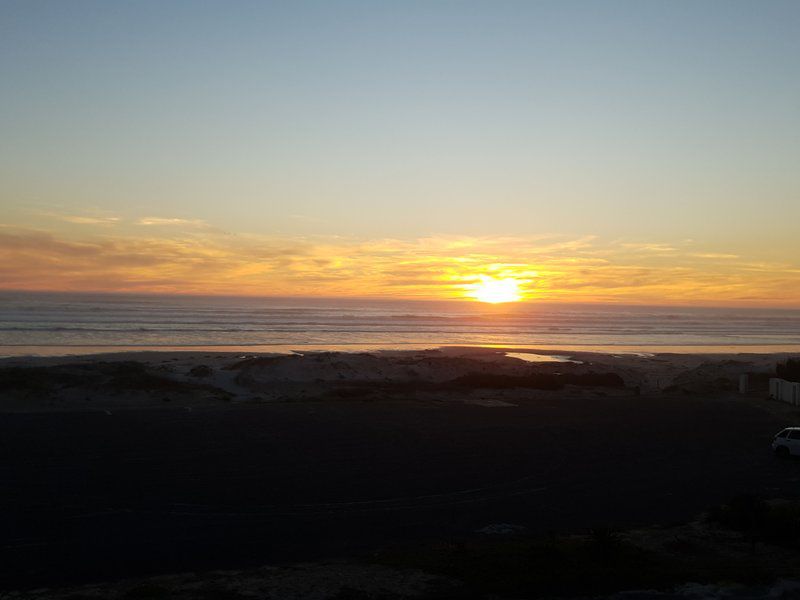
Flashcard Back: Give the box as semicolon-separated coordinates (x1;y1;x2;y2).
0;347;791;411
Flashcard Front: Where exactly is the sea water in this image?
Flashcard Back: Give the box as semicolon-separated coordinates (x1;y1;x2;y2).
1;291;800;356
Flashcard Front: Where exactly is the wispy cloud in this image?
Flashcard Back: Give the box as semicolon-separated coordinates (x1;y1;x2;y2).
618;242;678;255
34;211;213;230
61;216;121;225
0;225;797;305
136;217;209;227
690;252;740;260
37;211;121;226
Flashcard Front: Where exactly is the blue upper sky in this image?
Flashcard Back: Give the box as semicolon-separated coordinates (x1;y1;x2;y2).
2;0;799;247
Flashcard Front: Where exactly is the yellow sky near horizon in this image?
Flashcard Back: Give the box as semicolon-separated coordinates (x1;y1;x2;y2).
2;3;798;307
2;214;799;307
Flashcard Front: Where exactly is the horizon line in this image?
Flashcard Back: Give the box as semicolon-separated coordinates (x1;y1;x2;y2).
1;288;800;311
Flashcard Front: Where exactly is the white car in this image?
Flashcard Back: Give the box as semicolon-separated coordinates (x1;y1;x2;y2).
772;427;800;457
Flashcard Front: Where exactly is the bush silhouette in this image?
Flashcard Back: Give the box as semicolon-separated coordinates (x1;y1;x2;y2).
776;358;800;382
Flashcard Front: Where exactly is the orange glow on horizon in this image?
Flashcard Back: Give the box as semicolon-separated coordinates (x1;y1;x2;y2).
1;224;798;307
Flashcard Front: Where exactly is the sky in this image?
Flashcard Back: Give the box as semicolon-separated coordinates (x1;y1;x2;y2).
1;1;799;304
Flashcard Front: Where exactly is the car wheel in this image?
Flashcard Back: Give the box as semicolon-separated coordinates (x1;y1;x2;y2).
775;445;790;458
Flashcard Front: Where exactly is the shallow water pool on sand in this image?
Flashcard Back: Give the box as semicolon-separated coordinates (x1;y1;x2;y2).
504;352;577;363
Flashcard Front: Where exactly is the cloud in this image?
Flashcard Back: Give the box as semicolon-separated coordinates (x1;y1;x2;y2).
136;217;209;227
0;225;798;305
618;242;678;254
33;210;213;230
37;211;121;226
690;252;740;260
61;216;121;225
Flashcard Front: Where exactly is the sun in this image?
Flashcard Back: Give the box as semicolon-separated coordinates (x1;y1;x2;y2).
469;276;523;304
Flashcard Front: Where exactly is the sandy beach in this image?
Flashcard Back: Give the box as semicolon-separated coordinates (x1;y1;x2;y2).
2;347;800;595
6;0;800;595
0;346;792;412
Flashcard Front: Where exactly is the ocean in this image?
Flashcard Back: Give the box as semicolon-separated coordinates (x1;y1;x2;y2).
2;291;800;356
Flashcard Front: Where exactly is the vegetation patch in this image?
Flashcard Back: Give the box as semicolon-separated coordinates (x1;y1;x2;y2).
0;361;233;401
707;494;800;549
777;358;800;383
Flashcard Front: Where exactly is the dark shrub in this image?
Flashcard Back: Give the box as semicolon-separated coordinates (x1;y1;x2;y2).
777;358;800;382
708;495;800;547
189;364;213;377
565;372;625;387
450;373;563;390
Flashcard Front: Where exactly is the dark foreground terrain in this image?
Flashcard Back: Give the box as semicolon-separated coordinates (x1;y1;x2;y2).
3;389;800;593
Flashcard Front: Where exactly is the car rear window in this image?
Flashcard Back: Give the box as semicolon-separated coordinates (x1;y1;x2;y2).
787;430;800;439
777;430;790;438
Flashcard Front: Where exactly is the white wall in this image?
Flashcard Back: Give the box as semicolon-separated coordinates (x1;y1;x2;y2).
770;378;800;405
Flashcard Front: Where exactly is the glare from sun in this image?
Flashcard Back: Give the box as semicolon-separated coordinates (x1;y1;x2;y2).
469;276;523;304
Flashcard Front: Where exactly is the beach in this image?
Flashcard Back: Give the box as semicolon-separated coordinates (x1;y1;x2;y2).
3;347;800;595
0;346;791;411
6;1;800;595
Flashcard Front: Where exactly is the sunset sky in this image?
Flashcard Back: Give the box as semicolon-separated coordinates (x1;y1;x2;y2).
2;1;799;305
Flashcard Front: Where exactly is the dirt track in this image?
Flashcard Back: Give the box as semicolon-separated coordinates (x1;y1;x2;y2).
2;392;799;589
